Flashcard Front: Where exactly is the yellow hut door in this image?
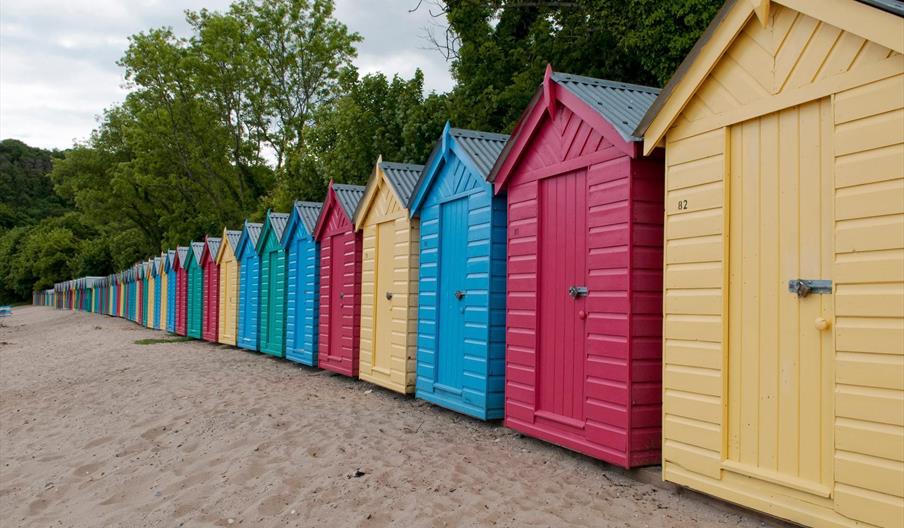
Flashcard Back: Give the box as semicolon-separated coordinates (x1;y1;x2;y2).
726;98;834;498
372;221;395;374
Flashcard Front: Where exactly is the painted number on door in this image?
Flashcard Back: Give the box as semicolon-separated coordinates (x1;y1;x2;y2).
677;199;688;210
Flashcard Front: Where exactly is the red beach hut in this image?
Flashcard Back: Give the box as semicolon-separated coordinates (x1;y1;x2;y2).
312;181;366;377
489;66;664;468
201;235;222;343
175;246;189;336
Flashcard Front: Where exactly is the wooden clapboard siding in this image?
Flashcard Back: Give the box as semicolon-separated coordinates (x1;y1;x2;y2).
673;4;903;143
662;126;726;482
831;72;904;528
655;3;904;527
358;172;419;394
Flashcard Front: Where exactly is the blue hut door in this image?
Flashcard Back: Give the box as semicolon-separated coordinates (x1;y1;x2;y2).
436;196;469;392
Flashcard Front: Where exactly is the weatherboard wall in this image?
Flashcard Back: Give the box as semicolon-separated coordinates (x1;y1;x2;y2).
283;202;322;366
409;126;509;420
638;2;904;527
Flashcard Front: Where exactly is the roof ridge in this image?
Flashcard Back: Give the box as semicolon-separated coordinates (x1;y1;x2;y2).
450;128;510;141
332;183;366;190
551;72;661;94
380;160;424;169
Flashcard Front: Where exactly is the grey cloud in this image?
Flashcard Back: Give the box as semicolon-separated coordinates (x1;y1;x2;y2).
0;0;454;150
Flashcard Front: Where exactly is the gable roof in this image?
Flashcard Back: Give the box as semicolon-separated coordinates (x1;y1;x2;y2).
259;211;290;251
635;0;904;154
379;161;423;205
409;123;510;214
333;183;366;221
552;72;660;142
165;249;176;272
205;236;222;263
190;241;205;265
176;246;189;268
313;182;366;240
153;257;162;275
235;221;263;260
225;229;241;251
295;201;322;235
489;65;660;190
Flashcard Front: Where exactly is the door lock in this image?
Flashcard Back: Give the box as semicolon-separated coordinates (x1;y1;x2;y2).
385;291;393;300
454;290;465;300
568;286;589;299
788;279;832;298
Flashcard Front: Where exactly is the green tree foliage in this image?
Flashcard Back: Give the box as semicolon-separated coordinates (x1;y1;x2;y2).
433;0;721;132
3;0;725;301
269;69;449;209
0;139;68;229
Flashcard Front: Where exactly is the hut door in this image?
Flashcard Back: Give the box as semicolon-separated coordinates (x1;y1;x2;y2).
372;221;395;372
727;99;833;496
537;168;588;426
327;234;345;363
437;196;469;391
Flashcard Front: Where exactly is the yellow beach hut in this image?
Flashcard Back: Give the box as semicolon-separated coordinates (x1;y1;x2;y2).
217;227;242;346
353;157;424;394
635;1;904;527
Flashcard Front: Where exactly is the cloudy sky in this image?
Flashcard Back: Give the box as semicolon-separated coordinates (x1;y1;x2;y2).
0;0;455;150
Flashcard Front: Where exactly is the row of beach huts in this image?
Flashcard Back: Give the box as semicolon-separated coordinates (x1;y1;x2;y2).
35;2;904;527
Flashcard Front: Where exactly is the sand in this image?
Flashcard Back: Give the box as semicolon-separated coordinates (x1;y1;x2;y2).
0;306;787;527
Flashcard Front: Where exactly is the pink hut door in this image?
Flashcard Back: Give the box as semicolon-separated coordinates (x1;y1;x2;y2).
537;168;588;427
326;233;345;364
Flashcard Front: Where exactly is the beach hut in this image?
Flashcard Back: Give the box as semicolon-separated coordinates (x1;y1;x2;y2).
138;262;151;326
217;228;241;346
354;159;424;394
236;221;263;351
175;247;189;335
257;211;290;358
129;266;138;322
201;236;222;343
281;201;323;366
145;260;156;328
489;67;664;468
313;182;366;376
152;257;162;329
633;1;904;526
116;273;123;317
137;263;145;324
159;253;169;330
186;241;205;339
408;124;510;420
165;251;178;333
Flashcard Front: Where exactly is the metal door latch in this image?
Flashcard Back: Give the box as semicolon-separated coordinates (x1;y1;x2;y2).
568;286;589;299
788;279;832;298
385;291;393;300
454;290;465;300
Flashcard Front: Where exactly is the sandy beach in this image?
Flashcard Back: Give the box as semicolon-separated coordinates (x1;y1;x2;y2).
0;306;786;527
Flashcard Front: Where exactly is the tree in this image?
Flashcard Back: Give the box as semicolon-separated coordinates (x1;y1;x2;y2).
268;69;449;210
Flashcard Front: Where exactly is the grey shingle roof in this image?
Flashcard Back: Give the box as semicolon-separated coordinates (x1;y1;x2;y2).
245;222;262;247
551;72;660;142
177;247;189;267
857;0;904;16
332;183;366;220
294;201;323;235
167;250;176;270
153;257;162;275
450;128;510;178
379;161;424;205
206;237;222;260
268;212;290;241
225;230;241;253
190;242;205;264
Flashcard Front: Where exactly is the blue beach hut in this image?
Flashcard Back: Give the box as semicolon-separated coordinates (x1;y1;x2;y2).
281;201;322;366
165;250;177;333
407;123;510;420
236;221;263;351
153;256;162;329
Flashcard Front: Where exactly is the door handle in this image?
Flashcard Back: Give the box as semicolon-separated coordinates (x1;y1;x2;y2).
454;290;465;300
788;279;832;298
568;286;588;299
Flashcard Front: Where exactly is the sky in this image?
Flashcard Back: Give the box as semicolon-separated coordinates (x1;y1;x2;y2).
0;0;455;150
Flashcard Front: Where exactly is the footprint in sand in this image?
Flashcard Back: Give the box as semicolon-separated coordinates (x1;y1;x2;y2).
140;426;167;442
83;435;114;449
258;494;292;516
73;461;104;477
28;498;49;515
